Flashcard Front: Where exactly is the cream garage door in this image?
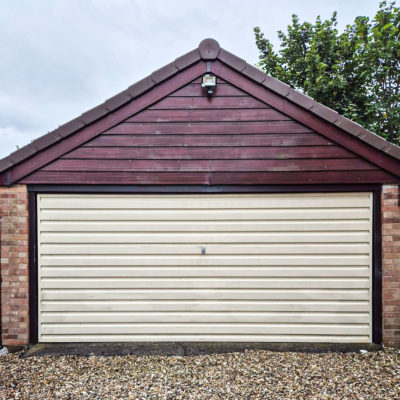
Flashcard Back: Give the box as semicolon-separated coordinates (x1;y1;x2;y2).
37;193;373;343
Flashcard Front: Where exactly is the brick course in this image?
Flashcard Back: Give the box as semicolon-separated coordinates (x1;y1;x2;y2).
0;185;29;346
382;185;400;346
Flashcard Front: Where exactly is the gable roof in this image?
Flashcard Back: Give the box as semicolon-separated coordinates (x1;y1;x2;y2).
1;38;400;184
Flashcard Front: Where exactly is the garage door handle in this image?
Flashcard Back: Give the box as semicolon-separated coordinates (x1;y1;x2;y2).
201;247;206;255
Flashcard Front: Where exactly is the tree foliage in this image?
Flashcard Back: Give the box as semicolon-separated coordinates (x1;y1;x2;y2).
254;1;400;145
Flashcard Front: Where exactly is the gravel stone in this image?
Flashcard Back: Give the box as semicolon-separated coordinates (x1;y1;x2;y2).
0;348;399;399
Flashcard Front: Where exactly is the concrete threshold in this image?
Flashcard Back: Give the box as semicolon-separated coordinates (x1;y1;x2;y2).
22;342;383;358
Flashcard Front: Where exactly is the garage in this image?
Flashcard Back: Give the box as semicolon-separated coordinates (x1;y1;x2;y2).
1;39;400;346
37;193;372;342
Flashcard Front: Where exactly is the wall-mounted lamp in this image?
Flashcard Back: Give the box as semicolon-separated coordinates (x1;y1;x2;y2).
201;73;217;96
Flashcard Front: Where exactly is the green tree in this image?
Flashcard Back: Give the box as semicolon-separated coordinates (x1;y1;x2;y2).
254;1;400;145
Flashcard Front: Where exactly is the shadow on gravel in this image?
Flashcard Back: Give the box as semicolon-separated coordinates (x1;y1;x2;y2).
22;342;383;358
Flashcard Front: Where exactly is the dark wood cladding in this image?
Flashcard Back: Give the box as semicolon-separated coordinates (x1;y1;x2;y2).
126;109;288;123
84;133;329;147
148;96;267;109
22;170;395;185
170;82;245;97
105;121;312;134
62;146;355;160
21;79;397;185
42;158;375;172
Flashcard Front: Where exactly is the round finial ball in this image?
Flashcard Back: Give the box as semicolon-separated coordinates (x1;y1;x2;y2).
198;38;220;60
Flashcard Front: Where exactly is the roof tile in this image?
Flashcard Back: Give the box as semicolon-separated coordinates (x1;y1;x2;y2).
8;146;37;164
127;76;154;98
385;144;400;158
56;119;85;138
242;63;266;83
0;125;66;173
104;92;132;111
0;159;13;171
359;130;388;150
262;76;291;97
218;49;246;71
151;62;179;83
334;117;365;137
310;103;340;124
198;38;220;60
175;49;201;70
286;89;315;110
29;130;63;150
79;105;109;124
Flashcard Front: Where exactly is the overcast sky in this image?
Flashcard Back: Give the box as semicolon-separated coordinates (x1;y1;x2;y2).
0;0;381;158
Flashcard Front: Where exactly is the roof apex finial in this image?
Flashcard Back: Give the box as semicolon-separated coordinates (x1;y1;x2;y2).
198;38;220;60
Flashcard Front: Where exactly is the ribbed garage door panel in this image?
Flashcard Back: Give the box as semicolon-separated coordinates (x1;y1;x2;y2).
37;193;372;342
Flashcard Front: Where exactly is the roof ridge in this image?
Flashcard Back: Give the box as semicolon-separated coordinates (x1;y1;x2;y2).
0;38;399;176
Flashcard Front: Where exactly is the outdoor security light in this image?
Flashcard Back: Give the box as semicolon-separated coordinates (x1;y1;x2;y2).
201;73;217;95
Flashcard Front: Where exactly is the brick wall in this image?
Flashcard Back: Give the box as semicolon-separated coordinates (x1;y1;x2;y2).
0;185;29;346
382;185;400;346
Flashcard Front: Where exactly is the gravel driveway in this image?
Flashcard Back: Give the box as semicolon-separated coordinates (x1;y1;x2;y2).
0;348;399;399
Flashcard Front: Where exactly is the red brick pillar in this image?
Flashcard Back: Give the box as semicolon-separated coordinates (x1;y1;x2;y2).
0;185;29;346
382;184;400;347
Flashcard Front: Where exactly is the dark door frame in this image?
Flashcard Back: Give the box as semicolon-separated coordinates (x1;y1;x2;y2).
28;184;382;344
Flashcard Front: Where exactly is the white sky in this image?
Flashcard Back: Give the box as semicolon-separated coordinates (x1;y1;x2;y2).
0;0;381;158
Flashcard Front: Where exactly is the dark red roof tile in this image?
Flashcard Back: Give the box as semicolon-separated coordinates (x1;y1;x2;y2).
8;146;36;164
286;89;315;110
0;127;65;172
0;159;13;169
198;38;220;60
385;144;400;158
262;76;291;97
310;103;340;124
241;64;266;83
334;117;365;137
127;76;154;98
218;49;246;71
175;49;201;70
79;105;109;124
104;92;132;111
30;130;63;150
56;119;85;137
359;130;388;150
151;62;179;83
